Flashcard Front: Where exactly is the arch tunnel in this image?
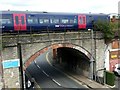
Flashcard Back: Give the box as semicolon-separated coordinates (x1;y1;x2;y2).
24;43;92;77
24;43;94;88
55;47;90;76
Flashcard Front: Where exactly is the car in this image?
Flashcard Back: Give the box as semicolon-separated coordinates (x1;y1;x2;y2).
113;64;120;76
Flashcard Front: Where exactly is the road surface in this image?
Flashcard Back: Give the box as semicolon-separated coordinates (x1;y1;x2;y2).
26;51;88;89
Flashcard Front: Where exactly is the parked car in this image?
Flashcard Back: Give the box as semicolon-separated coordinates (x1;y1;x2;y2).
113;64;120;76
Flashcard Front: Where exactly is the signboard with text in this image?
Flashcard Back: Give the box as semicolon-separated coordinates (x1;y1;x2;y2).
2;59;20;69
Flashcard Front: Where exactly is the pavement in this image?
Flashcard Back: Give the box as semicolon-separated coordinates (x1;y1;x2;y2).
64;72;111;89
52;62;114;89
47;52;114;89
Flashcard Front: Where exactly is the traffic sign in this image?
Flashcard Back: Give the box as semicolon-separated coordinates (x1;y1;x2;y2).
2;59;20;69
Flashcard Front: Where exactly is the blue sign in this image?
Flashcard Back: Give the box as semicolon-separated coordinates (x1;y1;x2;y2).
2;59;20;69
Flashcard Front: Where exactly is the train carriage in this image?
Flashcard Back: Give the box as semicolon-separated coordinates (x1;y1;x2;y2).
0;11;110;33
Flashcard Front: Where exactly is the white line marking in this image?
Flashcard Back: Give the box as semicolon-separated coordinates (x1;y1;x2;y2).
46;52;52;66
46;52;86;87
37;65;41;69
34;60;37;64
35;61;50;77
52;79;61;86
42;70;49;77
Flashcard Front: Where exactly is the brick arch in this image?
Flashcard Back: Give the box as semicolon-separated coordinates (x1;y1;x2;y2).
24;43;93;70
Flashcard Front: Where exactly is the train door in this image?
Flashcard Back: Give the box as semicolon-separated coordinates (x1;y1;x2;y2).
13;14;27;31
78;15;86;29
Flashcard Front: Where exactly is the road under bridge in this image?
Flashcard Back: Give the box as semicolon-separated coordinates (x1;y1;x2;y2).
1;31;106;88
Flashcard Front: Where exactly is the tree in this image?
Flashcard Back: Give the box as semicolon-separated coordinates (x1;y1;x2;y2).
94;20;115;43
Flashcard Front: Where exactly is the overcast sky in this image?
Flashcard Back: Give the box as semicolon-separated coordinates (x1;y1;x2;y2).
0;0;120;14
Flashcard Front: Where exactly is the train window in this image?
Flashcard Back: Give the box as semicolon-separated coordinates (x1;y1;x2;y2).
74;19;77;23
89;16;94;22
43;19;49;23
27;18;38;24
50;19;59;24
15;16;19;25
39;18;49;24
79;17;83;24
39;19;44;24
70;19;77;24
21;16;25;25
83;17;85;24
61;19;69;24
70;19;74;23
1;19;12;24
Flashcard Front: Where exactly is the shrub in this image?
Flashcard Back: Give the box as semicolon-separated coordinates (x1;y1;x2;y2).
94;21;115;41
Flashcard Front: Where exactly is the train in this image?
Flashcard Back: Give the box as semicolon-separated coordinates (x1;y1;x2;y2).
0;11;110;33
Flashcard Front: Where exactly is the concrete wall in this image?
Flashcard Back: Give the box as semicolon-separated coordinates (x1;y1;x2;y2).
95;40;105;77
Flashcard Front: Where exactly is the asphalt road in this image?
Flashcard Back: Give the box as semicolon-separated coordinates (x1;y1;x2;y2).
26;52;87;89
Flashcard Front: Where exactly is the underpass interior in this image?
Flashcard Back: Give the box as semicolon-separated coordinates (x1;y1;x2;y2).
54;47;90;77
25;47;91;88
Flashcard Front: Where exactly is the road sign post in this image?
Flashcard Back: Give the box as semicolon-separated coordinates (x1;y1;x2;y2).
17;43;24;89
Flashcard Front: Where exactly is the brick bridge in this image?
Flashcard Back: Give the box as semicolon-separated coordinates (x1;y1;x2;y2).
1;31;107;88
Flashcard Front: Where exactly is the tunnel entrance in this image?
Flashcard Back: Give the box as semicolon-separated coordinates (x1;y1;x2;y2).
24;43;92;77
54;47;90;77
24;43;93;88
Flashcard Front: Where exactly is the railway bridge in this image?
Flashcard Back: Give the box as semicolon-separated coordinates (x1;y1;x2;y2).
1;31;107;88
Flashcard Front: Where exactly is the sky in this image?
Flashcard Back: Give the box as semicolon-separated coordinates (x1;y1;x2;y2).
0;0;120;14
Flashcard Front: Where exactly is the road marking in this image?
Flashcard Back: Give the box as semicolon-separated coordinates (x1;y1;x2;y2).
34;60;37;64
34;60;50;77
45;51;88;88
34;60;41;69
42;70;49;77
52;79;61;86
35;59;62;87
25;66;42;89
37;65;41;69
46;52;52;66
